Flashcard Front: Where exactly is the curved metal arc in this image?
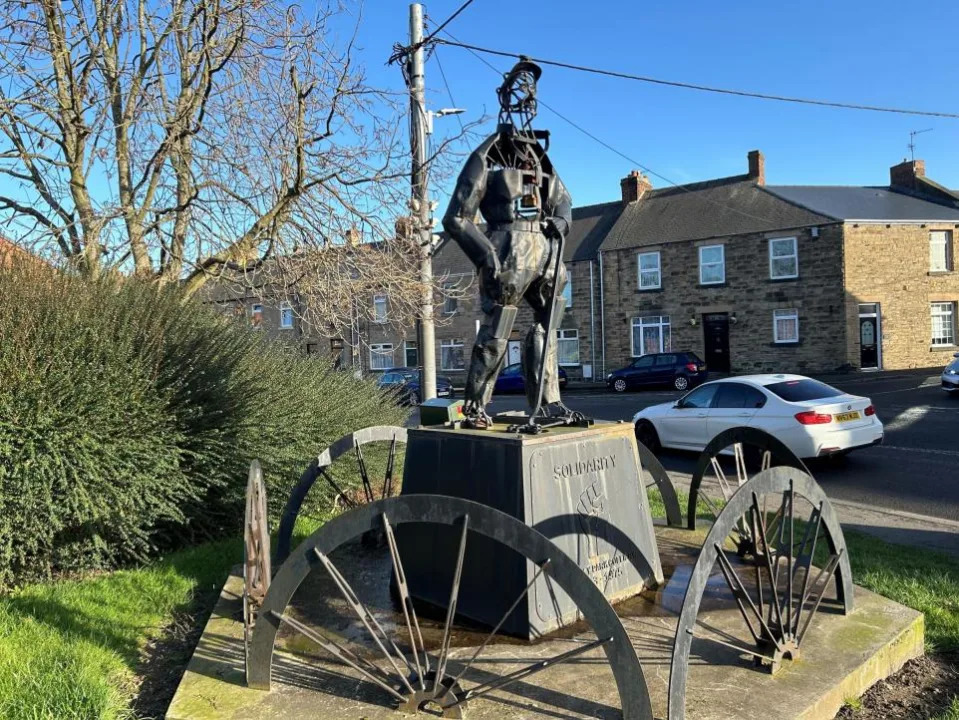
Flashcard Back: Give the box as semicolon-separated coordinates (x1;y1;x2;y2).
275;426;409;564
634;439;682;527
667;466;854;720
249;495;653;720
686;426;809;530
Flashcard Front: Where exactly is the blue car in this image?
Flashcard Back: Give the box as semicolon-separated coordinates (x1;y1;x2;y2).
606;351;707;392
493;363;568;394
379;367;454;405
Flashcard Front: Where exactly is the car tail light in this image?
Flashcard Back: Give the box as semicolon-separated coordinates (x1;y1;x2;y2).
794;411;832;425
864;405;876;416
685;362;698;372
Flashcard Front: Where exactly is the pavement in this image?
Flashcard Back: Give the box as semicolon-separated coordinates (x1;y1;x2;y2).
432;368;959;558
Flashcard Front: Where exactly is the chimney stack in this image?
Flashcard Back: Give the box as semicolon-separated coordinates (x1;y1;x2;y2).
747;150;765;186
890;159;926;190
620;170;652;205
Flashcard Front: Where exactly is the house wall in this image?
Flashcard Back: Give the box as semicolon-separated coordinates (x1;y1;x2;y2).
600;224;848;376
843;222;959;369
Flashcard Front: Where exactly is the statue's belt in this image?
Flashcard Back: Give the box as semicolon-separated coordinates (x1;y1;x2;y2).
488;219;543;232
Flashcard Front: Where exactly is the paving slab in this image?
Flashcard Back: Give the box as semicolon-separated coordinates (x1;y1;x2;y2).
167;525;922;720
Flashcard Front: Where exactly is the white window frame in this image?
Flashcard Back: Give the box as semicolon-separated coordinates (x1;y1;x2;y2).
556;328;580;366
773;308;800;344
768;236;799;280
251;303;263;329
637;251;661;290
561;279;572;308
369;343;394;370
441;338;465;371
279;300;294;329
404;340;418;368
930;231;953;272
931;302;956;346
373;294;387;324
699;245;725;285
442;283;458;315
630;316;671;357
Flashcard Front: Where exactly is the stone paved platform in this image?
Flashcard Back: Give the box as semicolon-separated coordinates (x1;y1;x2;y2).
166;525;923;720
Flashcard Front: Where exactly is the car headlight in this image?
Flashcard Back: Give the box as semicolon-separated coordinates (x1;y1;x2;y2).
606;373;614;380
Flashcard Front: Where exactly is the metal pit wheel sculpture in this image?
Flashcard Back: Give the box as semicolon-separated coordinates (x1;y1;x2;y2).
275;426;407;564
668;466;854;720
634;435;683;527
686;427;809;555
243;460;271;674
247;494;653;720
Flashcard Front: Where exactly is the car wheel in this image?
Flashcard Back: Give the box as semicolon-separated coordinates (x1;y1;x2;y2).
673;375;689;391
635;421;661;453
612;378;627;393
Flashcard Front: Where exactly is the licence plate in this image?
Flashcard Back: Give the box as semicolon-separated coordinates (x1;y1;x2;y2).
834;411;861;423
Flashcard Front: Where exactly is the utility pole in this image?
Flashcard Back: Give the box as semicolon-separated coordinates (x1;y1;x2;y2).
409;2;436;401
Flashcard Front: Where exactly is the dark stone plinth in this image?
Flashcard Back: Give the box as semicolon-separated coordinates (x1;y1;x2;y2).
397;421;663;638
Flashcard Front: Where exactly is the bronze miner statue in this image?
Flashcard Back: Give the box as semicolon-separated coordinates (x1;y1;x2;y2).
443;59;581;431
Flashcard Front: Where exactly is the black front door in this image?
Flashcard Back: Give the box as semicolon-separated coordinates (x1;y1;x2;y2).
859;317;879;369
703;313;730;373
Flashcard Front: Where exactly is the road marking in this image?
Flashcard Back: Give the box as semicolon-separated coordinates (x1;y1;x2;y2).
873;444;959;458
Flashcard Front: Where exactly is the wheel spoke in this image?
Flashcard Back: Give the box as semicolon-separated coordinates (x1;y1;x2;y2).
448;636;612;707
354;441;375;503
787;486;795;637
685;627;776;663
715;545;783;649
761;450;772;472
709;456;734;500
270;610;407;702
321;467;357;510
733;443;748;486
434;515;469;693
698;488;724;521
382;436;398;499
451;560;552;686
791;503;824;637
313;548;416;694
382;514;428;687
797;551;842;644
751;492;786;635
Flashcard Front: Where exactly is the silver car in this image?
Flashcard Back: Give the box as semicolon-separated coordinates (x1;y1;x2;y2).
942;353;959;395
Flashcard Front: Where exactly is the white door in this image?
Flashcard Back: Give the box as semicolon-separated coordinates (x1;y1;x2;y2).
507;340;522;366
706;382;766;440
659;383;720;449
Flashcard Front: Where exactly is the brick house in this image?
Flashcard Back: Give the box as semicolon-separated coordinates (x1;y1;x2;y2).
213;152;959;380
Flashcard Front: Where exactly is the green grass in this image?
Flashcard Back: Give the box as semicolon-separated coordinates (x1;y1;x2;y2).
932;696;959;720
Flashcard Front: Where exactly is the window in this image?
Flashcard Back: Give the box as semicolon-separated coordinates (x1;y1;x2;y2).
369;343;393;370
404;340;418;367
769;237;799;279
767;379;843;402
930;231;953;272
373;294;387;323
654;354;678;367
280;301;294;329
713;382;768;409
632;356;655;369
442;283;458;314
699;245;725;285
931;302;956;346
251;303;263;328
441;338;465;370
678;384;719;409
556;329;579;365
631;315;671;356
773;309;799;343
638;251;661;290
561;279;572;308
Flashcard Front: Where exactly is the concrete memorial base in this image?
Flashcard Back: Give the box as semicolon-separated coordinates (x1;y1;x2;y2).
397;421;664;638
165;525;924;720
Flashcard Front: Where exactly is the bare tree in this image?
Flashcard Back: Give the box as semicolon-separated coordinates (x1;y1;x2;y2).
0;0;471;331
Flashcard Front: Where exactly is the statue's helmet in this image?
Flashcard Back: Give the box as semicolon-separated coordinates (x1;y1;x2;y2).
497;59;541;125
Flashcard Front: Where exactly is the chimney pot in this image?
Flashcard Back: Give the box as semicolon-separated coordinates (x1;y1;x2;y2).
620;170;652;205
748;150;765;186
890;159;926;189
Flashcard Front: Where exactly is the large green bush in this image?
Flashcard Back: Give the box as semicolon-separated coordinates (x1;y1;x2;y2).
0;265;406;587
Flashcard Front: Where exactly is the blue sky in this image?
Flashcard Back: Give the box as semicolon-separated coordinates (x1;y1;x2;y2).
356;1;959;208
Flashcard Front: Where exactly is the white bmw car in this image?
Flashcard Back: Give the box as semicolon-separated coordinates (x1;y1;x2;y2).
632;374;884;460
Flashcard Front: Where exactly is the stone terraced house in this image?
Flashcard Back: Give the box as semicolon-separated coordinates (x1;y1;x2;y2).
216;152;959;382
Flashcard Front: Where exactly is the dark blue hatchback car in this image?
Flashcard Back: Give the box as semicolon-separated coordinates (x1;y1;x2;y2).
494;363;568;394
606;351;707;392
